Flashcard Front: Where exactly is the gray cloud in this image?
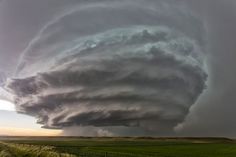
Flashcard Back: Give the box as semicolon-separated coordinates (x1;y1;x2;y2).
0;71;6;87
174;0;236;137
5;0;208;136
0;0;80;75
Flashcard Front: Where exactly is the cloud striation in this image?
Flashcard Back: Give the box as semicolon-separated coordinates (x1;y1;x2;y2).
5;0;208;136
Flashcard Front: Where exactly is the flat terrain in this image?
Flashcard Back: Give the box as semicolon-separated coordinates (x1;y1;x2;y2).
0;137;236;157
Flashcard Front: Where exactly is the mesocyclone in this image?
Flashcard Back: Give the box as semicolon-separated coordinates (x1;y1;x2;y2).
6;0;208;135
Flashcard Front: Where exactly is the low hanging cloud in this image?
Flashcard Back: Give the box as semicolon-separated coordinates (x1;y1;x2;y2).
5;0;208;136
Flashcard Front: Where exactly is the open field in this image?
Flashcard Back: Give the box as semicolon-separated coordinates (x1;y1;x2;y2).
0;137;236;157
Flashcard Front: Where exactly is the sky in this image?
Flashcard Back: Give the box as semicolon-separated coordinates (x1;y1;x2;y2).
0;0;236;137
0;100;61;136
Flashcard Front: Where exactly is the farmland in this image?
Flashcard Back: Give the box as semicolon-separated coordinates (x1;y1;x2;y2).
0;137;236;157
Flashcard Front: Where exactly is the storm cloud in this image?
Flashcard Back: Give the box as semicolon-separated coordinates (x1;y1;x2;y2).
2;0;209;136
174;0;236;137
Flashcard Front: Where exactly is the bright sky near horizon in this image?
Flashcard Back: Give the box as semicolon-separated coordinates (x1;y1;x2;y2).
0;100;15;111
0;100;61;136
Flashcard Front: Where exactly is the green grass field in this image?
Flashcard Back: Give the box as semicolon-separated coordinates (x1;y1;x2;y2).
0;137;236;157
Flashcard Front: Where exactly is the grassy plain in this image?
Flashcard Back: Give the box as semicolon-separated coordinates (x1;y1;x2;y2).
0;137;236;157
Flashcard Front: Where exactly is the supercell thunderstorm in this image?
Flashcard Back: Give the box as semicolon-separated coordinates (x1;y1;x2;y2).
4;1;208;136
